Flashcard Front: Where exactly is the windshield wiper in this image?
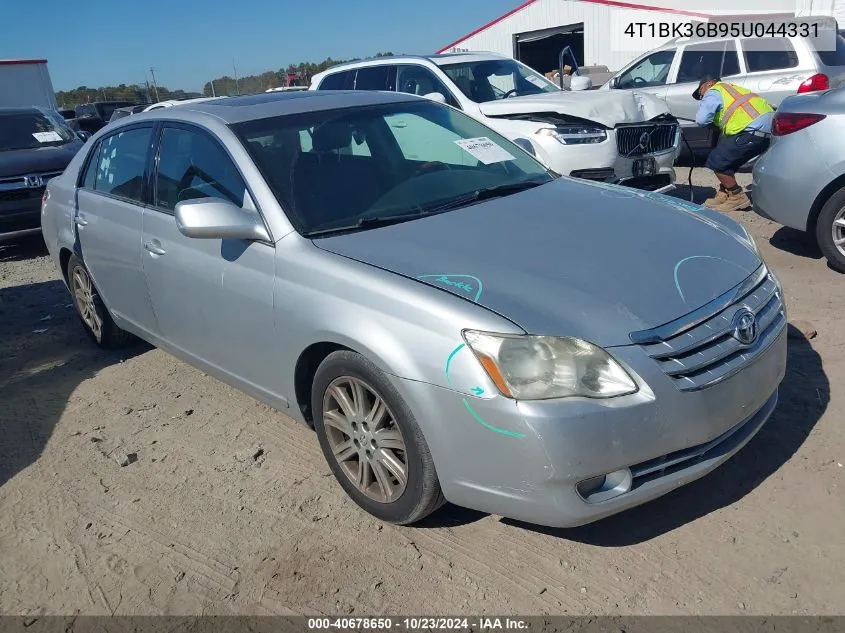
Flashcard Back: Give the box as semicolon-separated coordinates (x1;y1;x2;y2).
303;179;550;238
422;179;549;214
304;211;431;238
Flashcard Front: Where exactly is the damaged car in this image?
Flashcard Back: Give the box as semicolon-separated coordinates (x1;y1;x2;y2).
311;53;681;192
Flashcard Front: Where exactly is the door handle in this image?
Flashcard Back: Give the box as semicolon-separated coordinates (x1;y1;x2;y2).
74;217;88;227
144;240;166;256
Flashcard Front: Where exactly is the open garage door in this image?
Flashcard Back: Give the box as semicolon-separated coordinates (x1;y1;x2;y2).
513;23;584;76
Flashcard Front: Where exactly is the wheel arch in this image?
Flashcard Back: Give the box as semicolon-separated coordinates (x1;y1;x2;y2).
808;174;845;234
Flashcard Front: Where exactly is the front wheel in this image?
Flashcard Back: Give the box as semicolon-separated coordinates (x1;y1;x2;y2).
312;351;444;524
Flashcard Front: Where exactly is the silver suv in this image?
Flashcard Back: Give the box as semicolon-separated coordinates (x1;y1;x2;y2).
603;28;845;149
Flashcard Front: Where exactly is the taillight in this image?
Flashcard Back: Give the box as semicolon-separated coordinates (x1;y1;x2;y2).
797;73;829;93
772;112;826;136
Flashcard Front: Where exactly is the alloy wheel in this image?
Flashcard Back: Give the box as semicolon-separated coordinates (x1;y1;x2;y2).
322;377;408;503
833;207;845;258
71;266;102;340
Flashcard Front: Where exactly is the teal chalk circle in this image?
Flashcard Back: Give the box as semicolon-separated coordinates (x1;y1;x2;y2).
444;343;524;439
418;274;484;302
673;255;751;304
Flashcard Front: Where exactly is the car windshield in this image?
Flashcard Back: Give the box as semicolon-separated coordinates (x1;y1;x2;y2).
0;110;76;151
439;59;560;103
233;100;553;235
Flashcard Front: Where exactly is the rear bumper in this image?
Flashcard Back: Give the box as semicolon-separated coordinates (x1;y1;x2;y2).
391;327;786;528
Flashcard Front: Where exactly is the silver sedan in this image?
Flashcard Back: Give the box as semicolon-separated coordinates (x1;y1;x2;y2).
753;87;845;273
42;91;787;528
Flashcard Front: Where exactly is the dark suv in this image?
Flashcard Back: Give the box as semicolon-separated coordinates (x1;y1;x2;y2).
0;107;84;241
74;101;136;133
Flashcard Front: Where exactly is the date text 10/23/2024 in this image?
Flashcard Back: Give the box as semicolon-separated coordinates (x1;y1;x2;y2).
307;617;529;630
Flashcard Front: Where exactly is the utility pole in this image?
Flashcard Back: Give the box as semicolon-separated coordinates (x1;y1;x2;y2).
233;59;240;95
210;80;216;97
144;73;152;103
149;67;161;102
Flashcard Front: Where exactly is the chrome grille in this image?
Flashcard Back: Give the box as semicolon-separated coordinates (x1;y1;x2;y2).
631;266;787;392
616;123;678;157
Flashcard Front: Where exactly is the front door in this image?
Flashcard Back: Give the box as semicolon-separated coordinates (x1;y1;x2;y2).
75;125;159;335
141;123;278;396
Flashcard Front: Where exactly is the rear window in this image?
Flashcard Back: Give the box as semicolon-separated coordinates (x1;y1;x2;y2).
318;70;355;90
741;38;799;72
816;33;845;66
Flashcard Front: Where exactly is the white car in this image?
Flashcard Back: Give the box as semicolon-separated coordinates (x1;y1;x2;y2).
143;97;223;112
310;53;681;192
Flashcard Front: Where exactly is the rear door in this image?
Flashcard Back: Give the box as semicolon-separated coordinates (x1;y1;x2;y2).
141;122;277;392
75;124;159;335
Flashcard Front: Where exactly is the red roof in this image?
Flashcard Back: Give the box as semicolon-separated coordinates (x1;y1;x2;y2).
436;0;710;53
0;59;48;65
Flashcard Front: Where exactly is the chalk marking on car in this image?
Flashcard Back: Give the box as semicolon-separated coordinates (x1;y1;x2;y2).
418;274;484;302
462;399;525;439
673;255;751;304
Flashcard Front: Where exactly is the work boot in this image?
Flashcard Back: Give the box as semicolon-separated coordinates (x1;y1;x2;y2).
703;187;728;208
714;189;751;212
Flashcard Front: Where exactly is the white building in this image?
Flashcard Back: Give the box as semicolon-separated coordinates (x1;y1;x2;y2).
436;0;845;75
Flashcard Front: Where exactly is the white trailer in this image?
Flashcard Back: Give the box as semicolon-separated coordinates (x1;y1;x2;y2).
0;59;58;110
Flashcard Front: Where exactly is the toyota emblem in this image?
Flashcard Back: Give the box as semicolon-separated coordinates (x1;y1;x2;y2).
732;308;758;346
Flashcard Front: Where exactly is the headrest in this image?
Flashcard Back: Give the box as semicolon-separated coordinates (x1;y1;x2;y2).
312;121;352;151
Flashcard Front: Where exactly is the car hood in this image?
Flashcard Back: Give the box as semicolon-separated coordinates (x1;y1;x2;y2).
313;179;761;347
0;141;83;178
478;90;671;127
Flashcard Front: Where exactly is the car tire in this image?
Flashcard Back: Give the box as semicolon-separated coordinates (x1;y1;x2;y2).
816;189;845;273
67;254;135;348
312;350;445;525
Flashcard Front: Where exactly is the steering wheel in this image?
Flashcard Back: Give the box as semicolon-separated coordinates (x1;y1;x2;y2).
414;161;449;176
632;77;647;86
501;89;518;98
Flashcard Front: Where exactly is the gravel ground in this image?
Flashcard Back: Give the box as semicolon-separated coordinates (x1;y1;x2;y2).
1;168;843;616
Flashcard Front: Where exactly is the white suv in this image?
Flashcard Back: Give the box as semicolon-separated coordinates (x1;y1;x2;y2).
311;53;681;192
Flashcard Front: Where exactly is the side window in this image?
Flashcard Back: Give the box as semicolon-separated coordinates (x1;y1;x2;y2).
616;50;675;89
676;43;726;84
93;127;152;203
384;112;480;166
354;65;397;91
318;70;355;90
396;65;460;107
81;141;102;189
742;38;799;72
722;41;740;76
154;126;249;211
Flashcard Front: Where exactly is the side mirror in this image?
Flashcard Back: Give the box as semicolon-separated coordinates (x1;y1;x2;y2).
422;92;447;104
77;131;92;141
174;198;270;241
609;77;619;89
570;76;593;91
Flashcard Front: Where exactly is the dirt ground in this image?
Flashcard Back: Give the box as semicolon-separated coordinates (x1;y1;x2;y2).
1;169;843;617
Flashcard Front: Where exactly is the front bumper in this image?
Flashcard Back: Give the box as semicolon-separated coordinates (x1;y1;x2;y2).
392;327;786;528
0;195;42;242
533;133;679;193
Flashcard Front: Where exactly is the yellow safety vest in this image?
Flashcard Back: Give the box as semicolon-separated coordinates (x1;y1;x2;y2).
711;82;774;136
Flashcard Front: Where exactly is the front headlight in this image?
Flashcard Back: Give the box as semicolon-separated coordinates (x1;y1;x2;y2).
537;125;607;145
463;331;637;400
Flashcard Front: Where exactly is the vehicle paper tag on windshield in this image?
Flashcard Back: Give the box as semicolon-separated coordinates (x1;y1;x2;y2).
32;131;63;143
525;75;548;87
455;137;516;164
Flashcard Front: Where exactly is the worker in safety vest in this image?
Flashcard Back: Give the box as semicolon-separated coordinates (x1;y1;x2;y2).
692;74;775;212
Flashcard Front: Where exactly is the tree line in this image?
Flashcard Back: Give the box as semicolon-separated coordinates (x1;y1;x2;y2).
55;53;396;108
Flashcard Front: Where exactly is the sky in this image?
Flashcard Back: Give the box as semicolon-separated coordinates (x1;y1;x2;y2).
2;0;519;93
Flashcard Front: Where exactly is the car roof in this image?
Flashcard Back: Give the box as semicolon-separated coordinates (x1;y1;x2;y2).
0;106;42;115
311;52;509;78
134;90;423;125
